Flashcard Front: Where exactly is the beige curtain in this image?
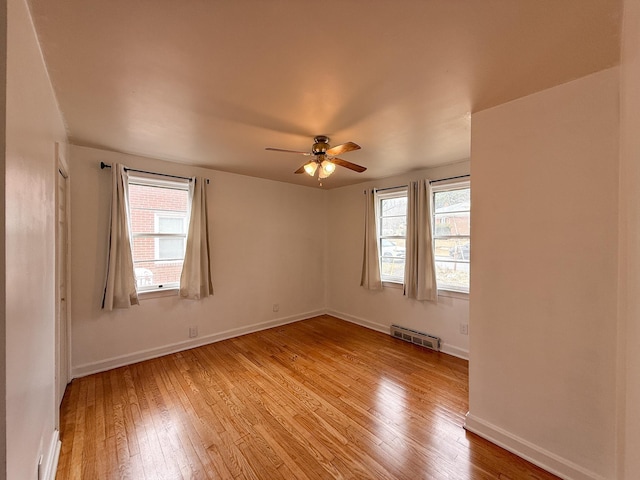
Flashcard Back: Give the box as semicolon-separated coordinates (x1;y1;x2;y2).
361;188;382;290
102;164;139;310
180;177;213;299
404;180;437;301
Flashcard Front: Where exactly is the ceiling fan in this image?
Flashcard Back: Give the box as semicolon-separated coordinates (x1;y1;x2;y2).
266;135;366;184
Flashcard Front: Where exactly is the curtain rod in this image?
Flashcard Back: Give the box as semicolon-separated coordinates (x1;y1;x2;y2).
100;162;210;184
373;185;408;193
430;174;470;184
369;174;470;193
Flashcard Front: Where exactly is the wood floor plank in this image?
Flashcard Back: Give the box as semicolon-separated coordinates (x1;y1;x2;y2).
57;315;559;479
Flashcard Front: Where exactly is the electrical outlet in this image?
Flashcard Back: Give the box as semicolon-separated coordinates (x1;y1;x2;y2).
273;304;279;312
460;323;469;335
189;326;198;338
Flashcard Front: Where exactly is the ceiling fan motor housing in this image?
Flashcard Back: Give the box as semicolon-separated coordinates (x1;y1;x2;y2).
312;135;330;155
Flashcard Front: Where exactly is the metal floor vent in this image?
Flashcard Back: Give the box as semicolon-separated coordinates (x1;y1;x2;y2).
390;324;440;351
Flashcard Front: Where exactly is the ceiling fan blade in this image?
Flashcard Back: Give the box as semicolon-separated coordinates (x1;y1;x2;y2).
265;147;311;155
326;142;361;156
332;157;367;173
294;163;307;174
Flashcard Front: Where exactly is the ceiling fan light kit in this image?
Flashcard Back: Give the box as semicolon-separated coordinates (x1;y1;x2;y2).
319;159;336;178
266;135;366;186
303;161;318;176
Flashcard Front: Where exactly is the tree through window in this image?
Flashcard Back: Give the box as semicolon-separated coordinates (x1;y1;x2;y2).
377;189;407;283
374;180;471;292
432;182;470;292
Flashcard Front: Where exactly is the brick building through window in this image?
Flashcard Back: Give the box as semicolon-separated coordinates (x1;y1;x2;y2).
128;176;190;291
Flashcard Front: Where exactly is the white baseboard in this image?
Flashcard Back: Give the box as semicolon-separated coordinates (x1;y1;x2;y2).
464;414;607;480
326;310;388;334
40;429;61;480
439;343;468;360
72;309;469;378
326;309;469;360
72;310;325;378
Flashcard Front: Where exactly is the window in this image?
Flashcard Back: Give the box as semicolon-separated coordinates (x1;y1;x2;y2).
432;181;470;293
127;176;190;291
375;180;471;292
377;189;407;283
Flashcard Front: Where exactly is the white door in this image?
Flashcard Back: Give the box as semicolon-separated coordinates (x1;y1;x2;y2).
55;166;70;410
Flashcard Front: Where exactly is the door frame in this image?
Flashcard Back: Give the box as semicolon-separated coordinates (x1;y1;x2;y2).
54;142;71;422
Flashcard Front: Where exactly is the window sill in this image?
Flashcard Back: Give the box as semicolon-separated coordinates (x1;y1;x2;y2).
381;282;469;299
437;289;469;300
137;288;179;300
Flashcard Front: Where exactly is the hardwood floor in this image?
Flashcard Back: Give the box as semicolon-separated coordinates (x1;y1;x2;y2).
57;315;558;479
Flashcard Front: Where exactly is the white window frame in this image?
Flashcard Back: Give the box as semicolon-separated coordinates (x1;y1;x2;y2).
432;180;471;294
127;175;190;292
376;188;408;284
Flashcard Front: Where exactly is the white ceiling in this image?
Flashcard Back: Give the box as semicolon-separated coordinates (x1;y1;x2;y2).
28;0;621;188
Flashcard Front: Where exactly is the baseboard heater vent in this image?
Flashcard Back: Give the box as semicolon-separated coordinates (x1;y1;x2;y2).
390;324;440;351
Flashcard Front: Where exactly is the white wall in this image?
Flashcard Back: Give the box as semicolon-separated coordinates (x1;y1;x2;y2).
69;145;327;375
326;161;471;359
467;68;619;480
619;0;640;477
5;0;68;479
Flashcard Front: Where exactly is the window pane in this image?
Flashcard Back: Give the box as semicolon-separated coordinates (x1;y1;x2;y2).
134;261;183;289
434;238;470;261
129;183;188;214
381;256;405;282
128;183;188;235
380;217;407;237
158;216;185;234
134;266;154;288
434;211;470;236
380;197;407;216
434;188;470;214
159;238;185;260
131;237;156;262
380;239;406;258
435;261;470;291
